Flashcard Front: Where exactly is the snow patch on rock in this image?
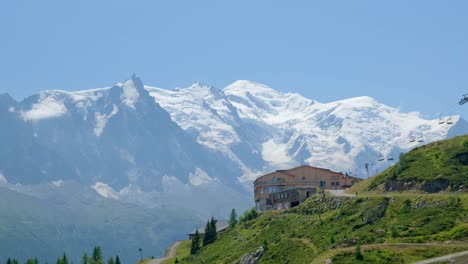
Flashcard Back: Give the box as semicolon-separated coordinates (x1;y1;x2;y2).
0;172;7;184
261;139;296;167
189;168;213;186
121;79;140;109
51;180;63;187
92;182;120;200
94;104;119;137
21;96;68;121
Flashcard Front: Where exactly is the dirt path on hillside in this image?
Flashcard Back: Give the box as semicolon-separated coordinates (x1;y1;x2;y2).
147;241;182;264
312;242;468;264
412;250;468;264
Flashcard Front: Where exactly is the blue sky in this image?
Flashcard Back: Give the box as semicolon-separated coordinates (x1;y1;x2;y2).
1;0;467;120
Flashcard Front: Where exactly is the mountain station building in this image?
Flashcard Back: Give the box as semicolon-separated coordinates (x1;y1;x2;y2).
254;165;360;211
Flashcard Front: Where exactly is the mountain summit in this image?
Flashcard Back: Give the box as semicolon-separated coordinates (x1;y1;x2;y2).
1;75;466;208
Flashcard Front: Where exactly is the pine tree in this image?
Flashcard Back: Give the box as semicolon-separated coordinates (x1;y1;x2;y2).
202;220;211;246
92;247;103;264
190;230;200;255
229;208;238;228
12;260;19;264
7;258;12;264
107;257;114;264
81;253;89;264
174;258;178;264
34;258;39;264
62;253;68;264
210;217;217;242
114;256;120;264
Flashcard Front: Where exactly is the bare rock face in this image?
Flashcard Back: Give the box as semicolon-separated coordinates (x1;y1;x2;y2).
236;246;265;264
384;178;452;193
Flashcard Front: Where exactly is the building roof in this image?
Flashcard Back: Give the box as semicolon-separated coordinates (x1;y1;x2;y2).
188;220;230;235
254;164;346;183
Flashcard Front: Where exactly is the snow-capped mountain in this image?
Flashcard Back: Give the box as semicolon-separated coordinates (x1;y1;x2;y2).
149;80;467;180
7;75;242;191
1;75;466;200
1;75;466;262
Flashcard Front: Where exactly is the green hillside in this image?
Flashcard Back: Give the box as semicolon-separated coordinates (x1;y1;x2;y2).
367;135;468;193
168;136;468;263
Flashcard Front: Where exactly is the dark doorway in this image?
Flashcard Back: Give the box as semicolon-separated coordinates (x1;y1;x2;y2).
290;201;300;208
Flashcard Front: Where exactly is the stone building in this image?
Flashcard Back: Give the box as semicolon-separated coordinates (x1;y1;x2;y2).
254;165;360;211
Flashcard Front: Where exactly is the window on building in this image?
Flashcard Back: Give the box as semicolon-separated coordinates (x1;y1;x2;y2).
302;177;306;180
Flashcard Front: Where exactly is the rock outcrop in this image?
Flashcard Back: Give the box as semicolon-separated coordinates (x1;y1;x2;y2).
236;246;265;264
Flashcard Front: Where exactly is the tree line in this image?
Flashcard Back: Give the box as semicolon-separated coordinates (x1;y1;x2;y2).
190;208;258;255
4;246;121;264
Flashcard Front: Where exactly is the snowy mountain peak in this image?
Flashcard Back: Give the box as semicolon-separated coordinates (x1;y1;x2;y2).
334;96;379;108
224;80;281;97
118;75;144;109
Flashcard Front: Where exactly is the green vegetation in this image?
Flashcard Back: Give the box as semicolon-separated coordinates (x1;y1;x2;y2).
202;217;217;247
368;135;468;192
229;208;238;228
190;231;200;255
167;137;468;263
160;240;191;264
239;208;258;223
4;246;119;264
170;193;467;263
130;136;468;264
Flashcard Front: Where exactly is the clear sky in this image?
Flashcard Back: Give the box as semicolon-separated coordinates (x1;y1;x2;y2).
1;0;467;120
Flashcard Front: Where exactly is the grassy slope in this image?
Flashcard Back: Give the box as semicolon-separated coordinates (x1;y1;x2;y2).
368;135;468;192
171;193;468;263
160;240;191;264
168;136;468;263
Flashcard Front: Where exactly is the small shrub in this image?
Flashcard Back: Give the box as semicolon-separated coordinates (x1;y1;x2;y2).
355;243;364;260
391;225;399;238
263;239;269;251
239;208;258;223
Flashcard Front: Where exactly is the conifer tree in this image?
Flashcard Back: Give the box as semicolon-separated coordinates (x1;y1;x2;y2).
202;220;212;246
355;243;364;260
114;256;120;264
62;253;68;264
91;246;103;264
81;253;89;264
12;259;18;264
7;258;12;264
210;217;217;242
190;230;200;254
229;208;238;228
107;257;114;264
